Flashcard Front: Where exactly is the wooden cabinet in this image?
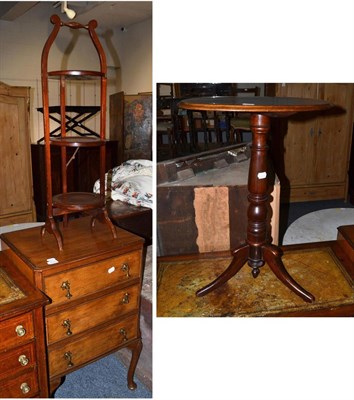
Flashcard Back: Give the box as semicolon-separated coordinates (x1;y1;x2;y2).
1;216;145;395
270;83;354;202
0;252;49;398
0;82;35;226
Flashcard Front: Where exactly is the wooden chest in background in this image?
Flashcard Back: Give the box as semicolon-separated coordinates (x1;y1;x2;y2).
157;145;280;256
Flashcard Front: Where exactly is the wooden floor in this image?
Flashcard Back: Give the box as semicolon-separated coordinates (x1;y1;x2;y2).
157;240;354;317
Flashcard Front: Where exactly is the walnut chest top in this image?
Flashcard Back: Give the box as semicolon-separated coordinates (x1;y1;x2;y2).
0;216;145;272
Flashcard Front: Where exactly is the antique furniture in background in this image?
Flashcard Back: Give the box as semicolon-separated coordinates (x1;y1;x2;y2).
229;86;260;143
157;144;280;256
175;83;235;97
0;81;36;226
178;96;332;302
348;124;354;204
109;92;152;166
156;84;176;160
108;91;153;242
107;200;152;245
36;106;101;141
271;83;354;202
40;15;116;250
1;216;145;395
334;224;354;287
0;252;49;397
156;83;265;161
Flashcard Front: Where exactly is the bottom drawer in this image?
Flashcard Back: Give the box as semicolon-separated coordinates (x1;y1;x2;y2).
48;314;139;378
0;368;38;398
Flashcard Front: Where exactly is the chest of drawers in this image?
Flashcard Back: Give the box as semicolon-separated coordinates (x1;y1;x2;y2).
1;217;145;395
0;253;49;398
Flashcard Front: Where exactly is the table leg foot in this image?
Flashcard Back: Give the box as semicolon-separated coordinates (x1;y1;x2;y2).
127;338;143;390
263;244;315;303
91;208;117;239
42;217;63;251
196;244;249;297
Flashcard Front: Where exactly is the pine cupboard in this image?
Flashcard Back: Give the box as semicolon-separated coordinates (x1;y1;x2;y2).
0;82;36;225
270;83;354;202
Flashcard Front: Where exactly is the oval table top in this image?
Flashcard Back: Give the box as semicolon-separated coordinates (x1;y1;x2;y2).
178;96;333;114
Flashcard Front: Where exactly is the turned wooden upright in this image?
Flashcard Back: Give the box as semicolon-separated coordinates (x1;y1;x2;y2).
178;96;332;302
41;15;116;250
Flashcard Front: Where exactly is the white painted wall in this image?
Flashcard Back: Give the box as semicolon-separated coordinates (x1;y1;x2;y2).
0;2;152;142
117;18;152;95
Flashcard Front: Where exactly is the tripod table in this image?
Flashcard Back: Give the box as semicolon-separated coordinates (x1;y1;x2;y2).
178;96;332;302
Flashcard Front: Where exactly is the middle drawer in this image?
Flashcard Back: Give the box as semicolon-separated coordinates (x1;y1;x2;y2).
0;342;36;379
46;284;140;344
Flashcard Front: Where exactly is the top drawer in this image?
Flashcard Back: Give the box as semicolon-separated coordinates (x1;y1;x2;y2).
0;312;34;351
44;250;141;308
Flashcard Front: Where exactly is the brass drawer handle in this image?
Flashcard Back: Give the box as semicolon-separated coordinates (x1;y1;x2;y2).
15;325;26;337
20;382;31;394
121;292;130;304
61;280;73;299
62;319;73;336
64;351;74;368
119;328;128;342
121;263;130;278
18;354;29;366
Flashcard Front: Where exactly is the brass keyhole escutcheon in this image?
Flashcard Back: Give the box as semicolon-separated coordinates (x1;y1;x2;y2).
62;319;73;336
15;325;26;337
18;354;29;366
20;383;30;394
61;280;73;299
121;263;130;278
119;328;128;342
64;351;74;368
121;292;130;304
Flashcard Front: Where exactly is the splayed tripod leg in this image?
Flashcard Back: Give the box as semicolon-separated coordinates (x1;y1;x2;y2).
196;244;249;297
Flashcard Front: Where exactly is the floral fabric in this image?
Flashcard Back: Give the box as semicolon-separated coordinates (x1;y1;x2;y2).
93;159;153;209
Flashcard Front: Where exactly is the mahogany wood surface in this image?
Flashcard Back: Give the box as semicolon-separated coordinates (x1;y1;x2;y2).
1;216;144;272
178;96;333;113
48;315;138;378
178;96;332;302
107;200;152;245
41;15;115;250
1;216;145;395
31;141;118;222
333;225;354;287
0;253;49;398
